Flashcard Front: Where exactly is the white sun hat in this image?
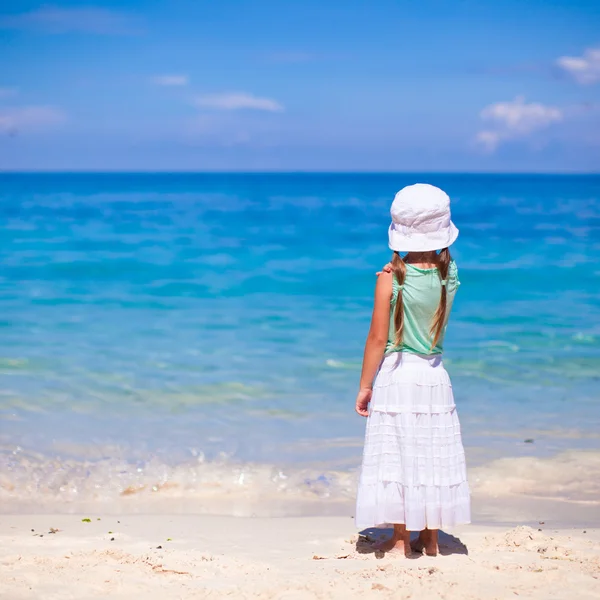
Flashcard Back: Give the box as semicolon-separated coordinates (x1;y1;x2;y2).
388;183;459;252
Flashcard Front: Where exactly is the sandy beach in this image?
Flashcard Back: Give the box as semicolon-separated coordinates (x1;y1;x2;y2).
2;450;600;598
2;514;599;599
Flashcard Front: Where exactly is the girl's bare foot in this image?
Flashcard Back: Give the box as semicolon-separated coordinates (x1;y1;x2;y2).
411;531;426;554
411;529;439;556
372;524;412;556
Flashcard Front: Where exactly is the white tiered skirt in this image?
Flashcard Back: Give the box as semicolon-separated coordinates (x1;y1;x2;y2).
355;352;470;531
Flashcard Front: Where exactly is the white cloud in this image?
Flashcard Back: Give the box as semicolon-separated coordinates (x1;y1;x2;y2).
481;96;562;133
556;47;600;85
152;75;189;86
0;6;138;35
193;92;283;112
476;96;563;152
0;106;66;135
0;87;18;98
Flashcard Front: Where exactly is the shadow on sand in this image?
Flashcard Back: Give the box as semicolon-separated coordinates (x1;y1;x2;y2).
356;527;468;558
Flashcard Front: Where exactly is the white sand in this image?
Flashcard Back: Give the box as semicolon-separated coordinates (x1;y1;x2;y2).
2;514;599;599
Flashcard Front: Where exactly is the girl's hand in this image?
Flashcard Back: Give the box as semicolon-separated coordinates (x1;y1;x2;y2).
376;263;393;276
355;388;372;417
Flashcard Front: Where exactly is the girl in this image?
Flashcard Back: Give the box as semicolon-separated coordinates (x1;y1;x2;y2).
355;183;470;557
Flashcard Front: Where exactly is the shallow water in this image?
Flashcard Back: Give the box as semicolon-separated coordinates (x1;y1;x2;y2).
1;173;599;514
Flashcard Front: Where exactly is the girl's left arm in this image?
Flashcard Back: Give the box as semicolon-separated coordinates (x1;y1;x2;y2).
355;271;393;416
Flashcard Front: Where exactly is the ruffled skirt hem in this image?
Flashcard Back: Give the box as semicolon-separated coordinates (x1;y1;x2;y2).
355;481;471;531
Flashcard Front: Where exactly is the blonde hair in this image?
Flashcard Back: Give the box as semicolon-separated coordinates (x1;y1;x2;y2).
391;248;451;349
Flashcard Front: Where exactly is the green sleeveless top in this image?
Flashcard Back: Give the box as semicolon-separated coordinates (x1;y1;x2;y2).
386;261;460;355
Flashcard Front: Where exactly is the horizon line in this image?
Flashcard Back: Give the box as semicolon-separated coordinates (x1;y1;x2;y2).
1;170;599;176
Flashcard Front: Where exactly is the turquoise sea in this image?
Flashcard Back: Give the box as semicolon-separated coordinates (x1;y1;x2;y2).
1;173;599;514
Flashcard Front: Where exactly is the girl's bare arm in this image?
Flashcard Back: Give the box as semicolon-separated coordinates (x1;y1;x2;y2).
356;272;393;416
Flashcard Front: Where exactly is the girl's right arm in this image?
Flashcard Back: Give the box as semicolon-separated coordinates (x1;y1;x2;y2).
355;271;393;416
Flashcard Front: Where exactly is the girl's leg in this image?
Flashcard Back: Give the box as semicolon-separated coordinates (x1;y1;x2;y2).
395;524;412;556
412;528;439;556
373;524;412;556
424;528;438;556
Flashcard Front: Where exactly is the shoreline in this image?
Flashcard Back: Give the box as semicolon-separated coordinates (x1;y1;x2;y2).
2;449;599;528
2;514;599;599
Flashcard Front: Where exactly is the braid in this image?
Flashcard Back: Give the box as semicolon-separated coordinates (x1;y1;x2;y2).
430;247;451;348
391;252;407;346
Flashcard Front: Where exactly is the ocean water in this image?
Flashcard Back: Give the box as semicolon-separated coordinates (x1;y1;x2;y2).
1;173;599;516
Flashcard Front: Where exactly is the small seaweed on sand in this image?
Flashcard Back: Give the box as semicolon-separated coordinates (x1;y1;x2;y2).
81;518;91;523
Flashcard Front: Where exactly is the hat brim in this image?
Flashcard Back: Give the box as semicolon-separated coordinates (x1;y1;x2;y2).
388;222;459;253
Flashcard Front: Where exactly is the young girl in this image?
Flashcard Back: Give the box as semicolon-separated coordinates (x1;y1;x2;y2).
355;183;470;556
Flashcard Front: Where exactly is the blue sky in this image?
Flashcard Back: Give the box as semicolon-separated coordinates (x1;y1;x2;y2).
0;0;599;171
